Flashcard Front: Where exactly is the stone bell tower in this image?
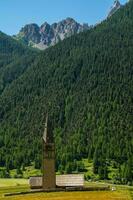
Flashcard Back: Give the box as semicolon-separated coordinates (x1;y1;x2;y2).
42;115;56;189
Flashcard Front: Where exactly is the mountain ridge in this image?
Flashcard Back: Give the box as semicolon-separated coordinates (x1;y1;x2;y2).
14;1;124;50
14;18;90;50
108;0;122;18
0;0;132;184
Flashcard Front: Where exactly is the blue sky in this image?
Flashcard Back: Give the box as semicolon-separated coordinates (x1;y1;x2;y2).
0;0;127;35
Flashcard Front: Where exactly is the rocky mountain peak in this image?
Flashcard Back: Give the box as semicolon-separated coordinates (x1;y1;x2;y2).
63;17;76;23
114;0;121;7
20;23;41;44
108;0;122;18
20;23;39;35
15;18;90;50
40;22;51;33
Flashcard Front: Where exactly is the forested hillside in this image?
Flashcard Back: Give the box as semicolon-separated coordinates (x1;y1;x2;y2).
0;1;132;184
0;31;37;94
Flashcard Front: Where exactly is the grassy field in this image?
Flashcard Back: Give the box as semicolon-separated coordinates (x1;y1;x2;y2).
0;179;132;200
0;179;28;187
1;191;132;200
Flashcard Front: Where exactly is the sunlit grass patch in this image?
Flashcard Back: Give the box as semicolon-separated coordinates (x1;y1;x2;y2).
1;191;132;200
0;179;28;187
0;179;132;200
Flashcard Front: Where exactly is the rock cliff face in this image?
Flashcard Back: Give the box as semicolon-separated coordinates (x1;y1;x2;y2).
108;0;122;18
15;1;123;50
15;18;90;50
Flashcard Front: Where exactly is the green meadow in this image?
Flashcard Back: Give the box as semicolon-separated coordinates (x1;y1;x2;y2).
0;178;132;200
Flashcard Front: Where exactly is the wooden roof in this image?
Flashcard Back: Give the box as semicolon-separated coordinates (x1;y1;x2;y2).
29;174;84;188
56;174;84;187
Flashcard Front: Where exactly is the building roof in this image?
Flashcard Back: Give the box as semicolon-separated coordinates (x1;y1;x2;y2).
29;174;84;188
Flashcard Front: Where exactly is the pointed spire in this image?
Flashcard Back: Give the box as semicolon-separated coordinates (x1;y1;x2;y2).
43;114;54;143
43;114;48;143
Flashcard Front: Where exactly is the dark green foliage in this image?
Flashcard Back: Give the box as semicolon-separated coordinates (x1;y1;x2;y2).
34;155;42;169
0;168;10;178
98;163;108;180
0;1;133;184
76;161;85;172
0;31;37;94
120;157;133;185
